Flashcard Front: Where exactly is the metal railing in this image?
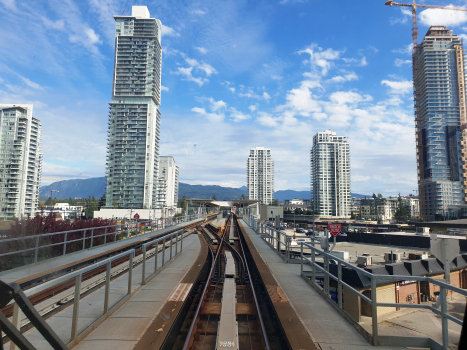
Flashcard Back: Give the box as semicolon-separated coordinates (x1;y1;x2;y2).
0;214;200;271
299;241;467;349
4;227;189;349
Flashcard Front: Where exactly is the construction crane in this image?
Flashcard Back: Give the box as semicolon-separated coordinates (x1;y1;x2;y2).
385;1;467;51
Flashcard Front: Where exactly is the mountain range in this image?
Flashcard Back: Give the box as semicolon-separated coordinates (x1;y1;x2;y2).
40;177;367;202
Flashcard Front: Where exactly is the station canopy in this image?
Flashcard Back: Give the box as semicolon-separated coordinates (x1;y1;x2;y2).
188;199;259;207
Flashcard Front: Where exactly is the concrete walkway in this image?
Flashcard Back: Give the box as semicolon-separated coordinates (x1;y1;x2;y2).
5;234;202;350
0;219;202;284
240;220;408;350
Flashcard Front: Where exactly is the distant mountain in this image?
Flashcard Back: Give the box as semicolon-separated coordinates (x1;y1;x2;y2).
39;177;368;202
179;183;247;200
40;177;106;200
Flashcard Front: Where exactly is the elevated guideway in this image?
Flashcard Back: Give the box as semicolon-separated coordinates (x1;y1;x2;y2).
238;219;409;350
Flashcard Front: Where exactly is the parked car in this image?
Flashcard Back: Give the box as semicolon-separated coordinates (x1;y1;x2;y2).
296;228;305;233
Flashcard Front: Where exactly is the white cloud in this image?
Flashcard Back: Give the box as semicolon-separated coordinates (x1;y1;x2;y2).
342;56;368;66
381;79;413;94
175;67;208;86
271;74;282;80
256;112;280;127
230;107;251;122
326;72;358;83
329;91;372;105
394;58;411;67
262;92;271;101
42;17;65;30
419;6;467;27
161;85;169;92
69;28;101;46
195;46;208;54
192;8;208;15
161;24;180;37
459;34;467;41
19;76;43;90
191;107;223;122
390;8;412;25
239;89;271;100
0;0;17;11
249;104;258;112
393;43;413;55
298;43;341;75
183;56;217;76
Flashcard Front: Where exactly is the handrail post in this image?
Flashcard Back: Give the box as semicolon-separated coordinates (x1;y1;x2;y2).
300;243;303;275
170;234;173;260
90;229;94;248
162;237;166;266
276;229;280;253
63;232;67;256
371;276;379;346
142;246;147;285
71;274;82;340
104;262;111;313
82;230;86;250
10;302;23;350
181;230;183;252
155;240;159;272
104;227;107;245
175;231;179;256
127;224;130;239
440;286;449;349
34;236;39;263
338;261;343;309
312;246;316;286
128;252;133;294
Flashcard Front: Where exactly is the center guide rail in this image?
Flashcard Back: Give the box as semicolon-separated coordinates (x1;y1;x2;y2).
182;214;270;350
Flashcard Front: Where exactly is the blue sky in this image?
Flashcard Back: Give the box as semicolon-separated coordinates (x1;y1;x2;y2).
1;0;467;195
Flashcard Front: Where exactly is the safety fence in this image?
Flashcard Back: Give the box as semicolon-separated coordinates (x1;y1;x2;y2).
5;229;187;349
0;214;201;271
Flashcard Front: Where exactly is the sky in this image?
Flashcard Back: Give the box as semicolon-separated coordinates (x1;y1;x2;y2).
2;0;467;196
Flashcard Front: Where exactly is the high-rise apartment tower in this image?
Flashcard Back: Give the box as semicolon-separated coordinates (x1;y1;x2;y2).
0;104;42;219
106;6;162;209
311;130;350;218
415;26;467;220
247;147;274;205
158;156;179;209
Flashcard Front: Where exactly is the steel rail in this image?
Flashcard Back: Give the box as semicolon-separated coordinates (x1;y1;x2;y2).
235;215;271;350
182;216;231;350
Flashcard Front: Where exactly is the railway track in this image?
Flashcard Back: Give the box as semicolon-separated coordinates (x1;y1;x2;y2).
0;215;215;343
162;214;290;350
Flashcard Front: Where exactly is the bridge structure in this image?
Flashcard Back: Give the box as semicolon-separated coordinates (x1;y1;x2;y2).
0;212;465;350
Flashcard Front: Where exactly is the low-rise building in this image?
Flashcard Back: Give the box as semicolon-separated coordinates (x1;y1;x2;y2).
42;203;84;220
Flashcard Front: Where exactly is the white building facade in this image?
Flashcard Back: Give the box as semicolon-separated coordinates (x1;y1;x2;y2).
311;130;351;218
106;6;163;209
158;156;179;209
247;147;274;205
42;203;84;220
0;104;42;219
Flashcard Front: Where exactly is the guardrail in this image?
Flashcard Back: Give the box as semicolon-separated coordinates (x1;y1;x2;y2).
0;214;201;271
299;241;467;349
5;227;189;349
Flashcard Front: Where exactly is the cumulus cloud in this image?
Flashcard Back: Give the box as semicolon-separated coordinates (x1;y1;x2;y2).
342;56;368;66
239;89;272;100
394;58;411;67
191;107;223;122
390;7;412;25
42;17;65;30
161;24;180;37
175;67;208;86
69;28;101;46
230;107;251;122
393;43;413;55
183;56;217;76
195;46;208;54
419;6;467;27
326;72;358;83
381;79;413;94
161;85;169;92
249;104;258;112
298;43;341;75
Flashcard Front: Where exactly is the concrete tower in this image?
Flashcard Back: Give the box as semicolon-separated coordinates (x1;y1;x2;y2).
247;147;274;205
0;104;42;219
415;26;467;220
311;130;350;218
106;6;163;209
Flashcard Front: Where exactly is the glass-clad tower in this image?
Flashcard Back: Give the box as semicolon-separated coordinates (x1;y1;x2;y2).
310;130;350;218
0;104;42;219
415;26;467;220
247;147;274;204
106;6;162;209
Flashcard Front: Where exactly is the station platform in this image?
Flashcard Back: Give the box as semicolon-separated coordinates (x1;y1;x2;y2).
239;220;408;350
6;232;206;350
0;219;203;286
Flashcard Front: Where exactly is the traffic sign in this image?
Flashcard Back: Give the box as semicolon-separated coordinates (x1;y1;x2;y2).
134;213;140;219
329;223;342;237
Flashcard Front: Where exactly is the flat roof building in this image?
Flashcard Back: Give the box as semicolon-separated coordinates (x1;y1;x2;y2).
247;147;274;205
105;6;163;209
0;104;42;219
